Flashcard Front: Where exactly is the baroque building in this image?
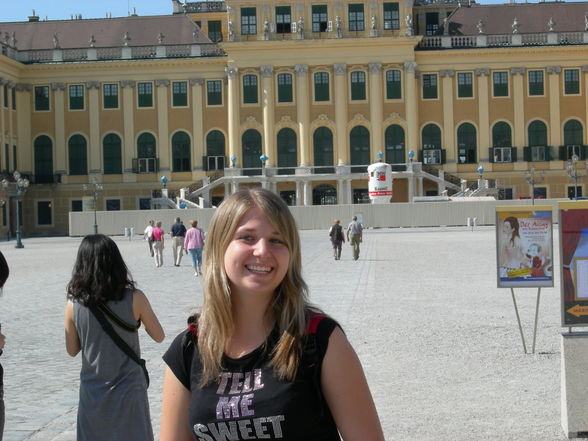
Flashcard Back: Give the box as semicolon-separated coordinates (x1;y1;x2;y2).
0;0;588;235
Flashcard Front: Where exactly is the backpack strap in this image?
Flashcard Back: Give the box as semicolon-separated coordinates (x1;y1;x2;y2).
303;312;326;413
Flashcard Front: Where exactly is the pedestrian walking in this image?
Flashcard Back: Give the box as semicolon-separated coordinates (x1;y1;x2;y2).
346;215;363;260
0;251;9;441
328;219;345;260
152;221;165;268
159;189;384;441
64;234;165;441
184;220;205;277
143;220;155;257
169;217;187;267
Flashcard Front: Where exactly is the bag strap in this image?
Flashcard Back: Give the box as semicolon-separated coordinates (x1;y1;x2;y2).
97;303;140;333
303;312;326;413
89;304;149;387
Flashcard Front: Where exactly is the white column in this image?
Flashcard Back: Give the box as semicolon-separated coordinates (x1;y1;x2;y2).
155;79;170;173
120;80;136;182
226;67;240;165
404;62;419;157
260;66;275;166
334;63;348;165
440;70;455;163
295;64;310;166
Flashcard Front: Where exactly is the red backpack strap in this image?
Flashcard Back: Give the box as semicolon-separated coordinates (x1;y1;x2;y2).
306;312;325;335
187;313;199;339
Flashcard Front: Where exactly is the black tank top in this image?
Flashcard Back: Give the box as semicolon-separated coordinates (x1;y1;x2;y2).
163;316;341;441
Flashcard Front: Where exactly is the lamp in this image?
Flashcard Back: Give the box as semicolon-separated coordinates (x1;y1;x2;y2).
83;177;103;235
525;165;545;205
2;171;29;248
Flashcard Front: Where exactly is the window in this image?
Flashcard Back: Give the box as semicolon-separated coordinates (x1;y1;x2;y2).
206;80;222;106
312;5;328;32
498;187;514;200
383;3;400;30
276;6;292;34
493;72;508;97
172;81;188;107
531;146;546;162
106;199;121;211
139;198;151;210
34;135;53;183
564;119;583;146
422;74;438;99
241;7;257;35
172;131;191;172
205;130;226;171
208;20;222;42
313;127;334;173
277;128;297;174
11;88;15;110
348;4;365;31
386;70;401;99
136;132;157;173
277;73;293;103
457;72;473;98
68;85;84;110
457;123;477;164
3;85;7;107
350;71;366;100
34;86;50;111
493;147;512;163
569;186;583;199
385;125;405;164
314;72;330;102
564;69;580;95
423;149;442;165
528;120;548;147
68;135;88;175
243;74;258;104
528;70;544;96
425;12;439;36
350;126;370;172
71;200;83;212
103;133;122;174
137;82;153;107
242;129;262;175
103;84;118;109
37;201;52;225
421;124;443;165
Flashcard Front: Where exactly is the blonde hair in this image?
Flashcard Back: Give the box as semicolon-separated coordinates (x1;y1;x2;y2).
198;188;309;386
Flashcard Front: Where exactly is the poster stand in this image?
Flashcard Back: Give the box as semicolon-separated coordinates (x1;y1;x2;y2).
510;287;542;354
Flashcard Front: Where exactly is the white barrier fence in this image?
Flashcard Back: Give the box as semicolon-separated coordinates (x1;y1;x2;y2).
69;198;567;237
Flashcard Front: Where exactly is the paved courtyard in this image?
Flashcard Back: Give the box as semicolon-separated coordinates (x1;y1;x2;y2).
0;225;574;440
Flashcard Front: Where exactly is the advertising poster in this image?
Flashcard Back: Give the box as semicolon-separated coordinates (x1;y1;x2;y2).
559;201;588;326
496;206;554;288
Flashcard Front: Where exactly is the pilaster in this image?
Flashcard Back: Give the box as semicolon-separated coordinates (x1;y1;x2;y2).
368;62;383;161
260;65;275;166
190;78;204;177
15;85;32;173
511;68;526;148
226;67;240;165
51;83;66;175
404;62;418;157
440;70;455;163
86;81;101;176
334;63;348;164
475;68;490;163
155;79;170;172
120;80;136;181
547;66;562;147
295;64;310;166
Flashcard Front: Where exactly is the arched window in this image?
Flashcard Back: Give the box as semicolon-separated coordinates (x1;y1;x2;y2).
206;130;226;171
68;134;87;175
457;123;477;164
385;125;405;165
422;124;442;149
312;184;337;205
492;122;512;147
564;119;583;145
350;126;370;172
242;129;262;176
277;128;297;175
34;135;53;183
172;131;191;172
103;133;122;174
313;127;334;173
136;132;157;173
528;120;547;146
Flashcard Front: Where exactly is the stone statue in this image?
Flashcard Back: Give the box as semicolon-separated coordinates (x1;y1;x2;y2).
123;31;131;46
443;17;449;36
405;14;413;36
89;35;96;48
228;20;234;41
2;33;9;45
584;12;588;32
10;32;16;47
263;19;270;40
335;15;343;38
512;17;519;34
52;33;60;49
157;32;165;44
476;19;484;34
297;16;304;38
193;25;199;41
547;17;555;32
371;15;376;30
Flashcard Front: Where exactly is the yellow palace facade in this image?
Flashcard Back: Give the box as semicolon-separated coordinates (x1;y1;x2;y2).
1;0;588;235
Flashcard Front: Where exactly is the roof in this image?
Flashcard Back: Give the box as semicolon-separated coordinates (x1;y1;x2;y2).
0;14;212;50
448;2;588;36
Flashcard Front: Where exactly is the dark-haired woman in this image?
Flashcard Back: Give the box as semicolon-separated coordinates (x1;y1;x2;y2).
64;234;164;441
0;251;9;441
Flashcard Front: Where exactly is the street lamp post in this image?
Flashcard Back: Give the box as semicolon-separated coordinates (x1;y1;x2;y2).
2;171;30;249
566;154;588;200
83;177;103;235
525;165;545;205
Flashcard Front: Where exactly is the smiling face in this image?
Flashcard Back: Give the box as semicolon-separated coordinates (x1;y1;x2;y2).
223;206;291;302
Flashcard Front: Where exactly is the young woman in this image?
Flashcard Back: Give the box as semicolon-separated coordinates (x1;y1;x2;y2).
64;234;164;441
184;219;206;276
500;216;526;277
152;220;165;268
160;189;384;441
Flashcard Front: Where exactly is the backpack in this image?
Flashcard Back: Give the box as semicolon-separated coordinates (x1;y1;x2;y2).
329;225;344;242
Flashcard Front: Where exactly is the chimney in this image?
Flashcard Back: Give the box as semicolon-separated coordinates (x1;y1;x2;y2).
28;9;40;22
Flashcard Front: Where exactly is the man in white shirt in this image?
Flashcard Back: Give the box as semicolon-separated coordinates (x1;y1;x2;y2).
143;220;155;257
346;216;364;260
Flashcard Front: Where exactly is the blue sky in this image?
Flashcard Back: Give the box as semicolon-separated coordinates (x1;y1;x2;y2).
2;0;585;22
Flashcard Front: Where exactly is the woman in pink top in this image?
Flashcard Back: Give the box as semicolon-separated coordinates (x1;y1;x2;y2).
183;220;205;276
151;221;165;268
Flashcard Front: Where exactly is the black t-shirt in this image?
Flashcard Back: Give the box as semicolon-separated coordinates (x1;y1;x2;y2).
163;316;341;441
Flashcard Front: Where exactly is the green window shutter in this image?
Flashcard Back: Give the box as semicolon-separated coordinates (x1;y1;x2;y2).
489;148;495;163
383;3;399;30
103;134;122;174
35;86;50;111
241;7;257;35
277;74;293;102
243;75;258;104
69;85;84;110
172;81;188;107
386;70;401;99
103;84;118;108
68;135;88;175
275;6;292;34
312;5;328;32
207;80;222;105
511;147;518;162
138;82;153;107
350;71;366;100
348;4;365;31
423;74;438;99
314;72;329;101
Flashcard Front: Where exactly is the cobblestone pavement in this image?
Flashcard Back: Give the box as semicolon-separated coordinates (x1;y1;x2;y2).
0;226;572;440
